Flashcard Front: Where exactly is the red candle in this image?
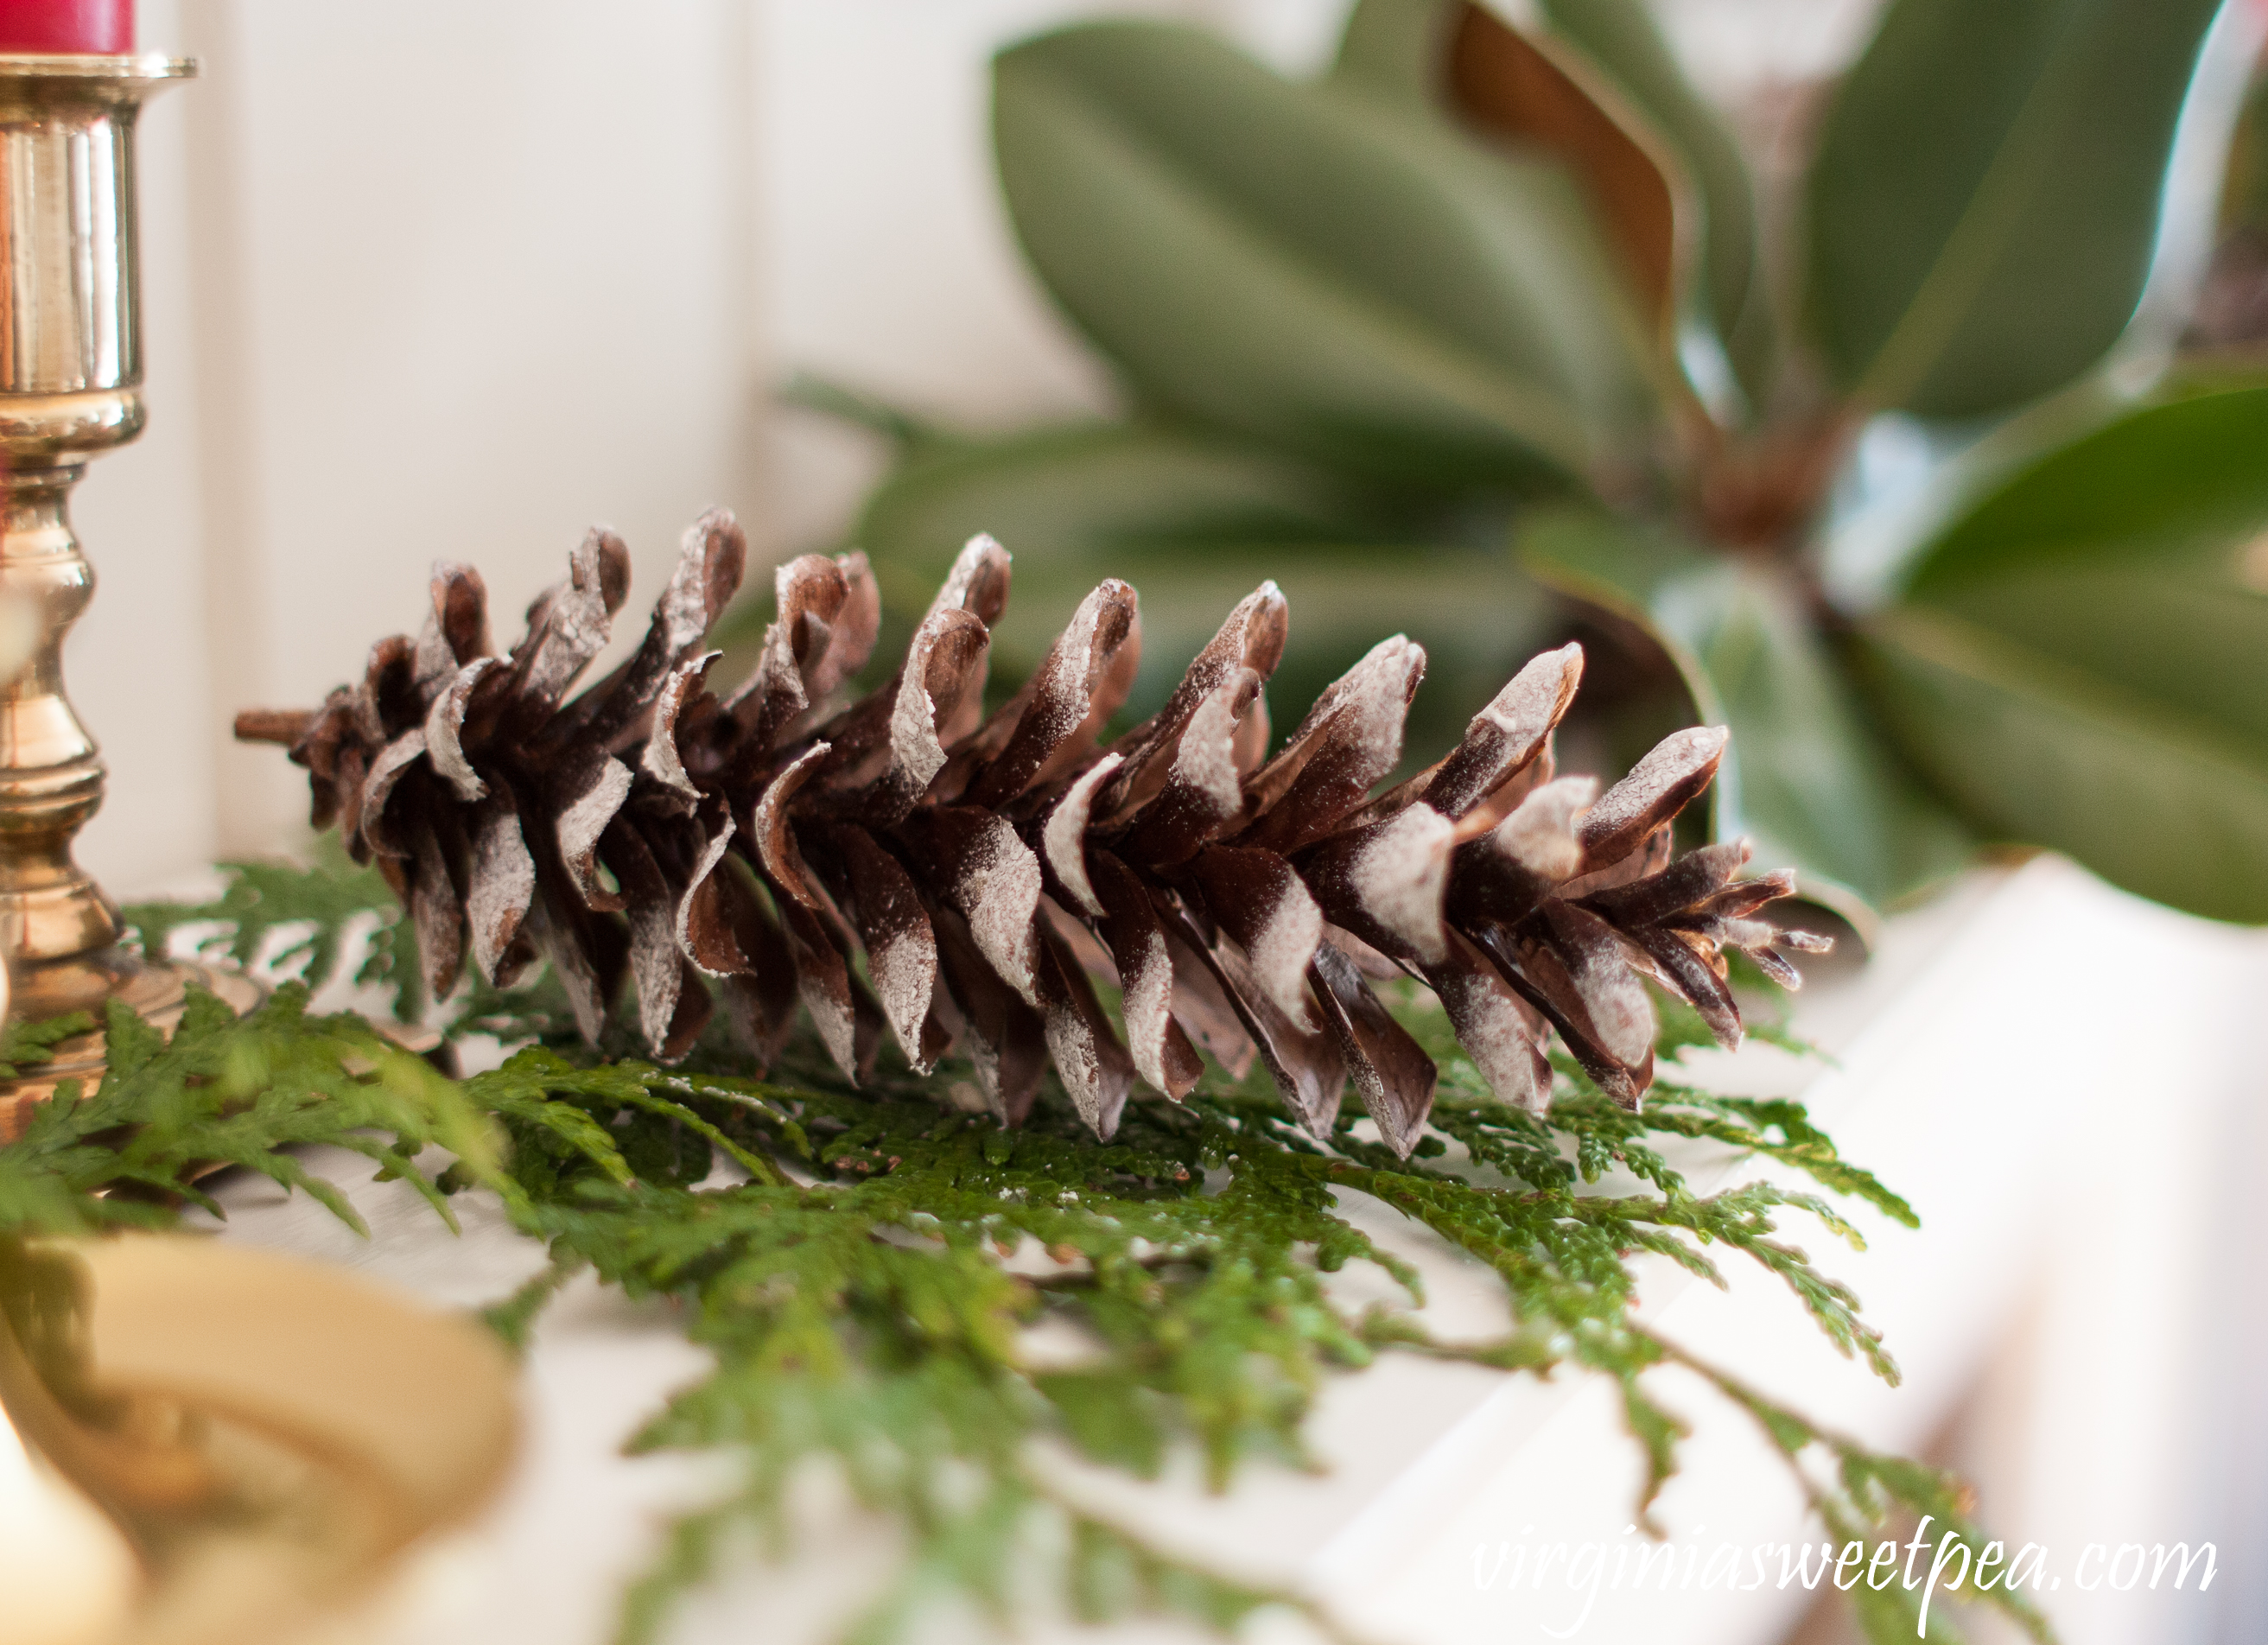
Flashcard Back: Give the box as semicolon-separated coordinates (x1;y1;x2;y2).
0;0;131;54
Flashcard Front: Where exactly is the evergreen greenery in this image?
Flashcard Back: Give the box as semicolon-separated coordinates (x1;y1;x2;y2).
0;858;2049;1643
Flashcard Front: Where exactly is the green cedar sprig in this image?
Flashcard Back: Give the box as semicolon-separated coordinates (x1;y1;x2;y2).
0;985;493;1239
6;856;2049;1643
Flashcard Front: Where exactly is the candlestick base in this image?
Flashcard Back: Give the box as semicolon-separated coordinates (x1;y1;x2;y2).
0;957;265;1140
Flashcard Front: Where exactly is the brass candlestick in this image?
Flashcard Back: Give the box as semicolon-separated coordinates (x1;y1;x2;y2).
0;54;253;1123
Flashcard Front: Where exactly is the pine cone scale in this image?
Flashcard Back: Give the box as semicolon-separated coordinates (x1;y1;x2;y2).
1188;844;1325;1035
1088;850;1204;1099
817;820;940;1072
466;797;536;982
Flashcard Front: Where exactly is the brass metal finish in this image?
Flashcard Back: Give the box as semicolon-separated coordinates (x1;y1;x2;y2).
1;1234;519;1645
0;57;218;1067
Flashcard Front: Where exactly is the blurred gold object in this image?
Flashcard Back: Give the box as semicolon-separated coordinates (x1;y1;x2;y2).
0;56;257;1127
0;1399;139;1645
0;1234;518;1645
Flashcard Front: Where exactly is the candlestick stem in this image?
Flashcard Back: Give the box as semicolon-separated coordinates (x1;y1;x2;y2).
0;459;125;994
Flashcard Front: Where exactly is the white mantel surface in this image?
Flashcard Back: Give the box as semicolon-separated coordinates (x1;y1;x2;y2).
179;856;2264;1645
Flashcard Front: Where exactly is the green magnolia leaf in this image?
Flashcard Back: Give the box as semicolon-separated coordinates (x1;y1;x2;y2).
710;416;1420;660
1805;0;2221;418
1522;508;1971;921
1533;0;1769;402
1859;384;2268;922
1331;0;1451;98
1903;393;2268;743
1333;0;1766;407
842;418;1551;751
993;20;1660;490
847;419;1433;603
1858;605;2268;922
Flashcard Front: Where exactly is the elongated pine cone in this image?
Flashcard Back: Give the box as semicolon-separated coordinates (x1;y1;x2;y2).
235;511;1828;1155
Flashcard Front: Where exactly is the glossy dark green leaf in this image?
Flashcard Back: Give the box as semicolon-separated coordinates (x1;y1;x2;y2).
1534;0;1769;402
1903;384;2268;569
1900;388;2268;745
1860;384;2268;922
839;418;1477;685
1858;606;2268;922
1334;0;1766;406
1805;0;2221;417
993;20;1660;490
849;420;1434;596
1330;0;1450;98
837;419;1549;757
1522;508;1970;921
710;417;1420;651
